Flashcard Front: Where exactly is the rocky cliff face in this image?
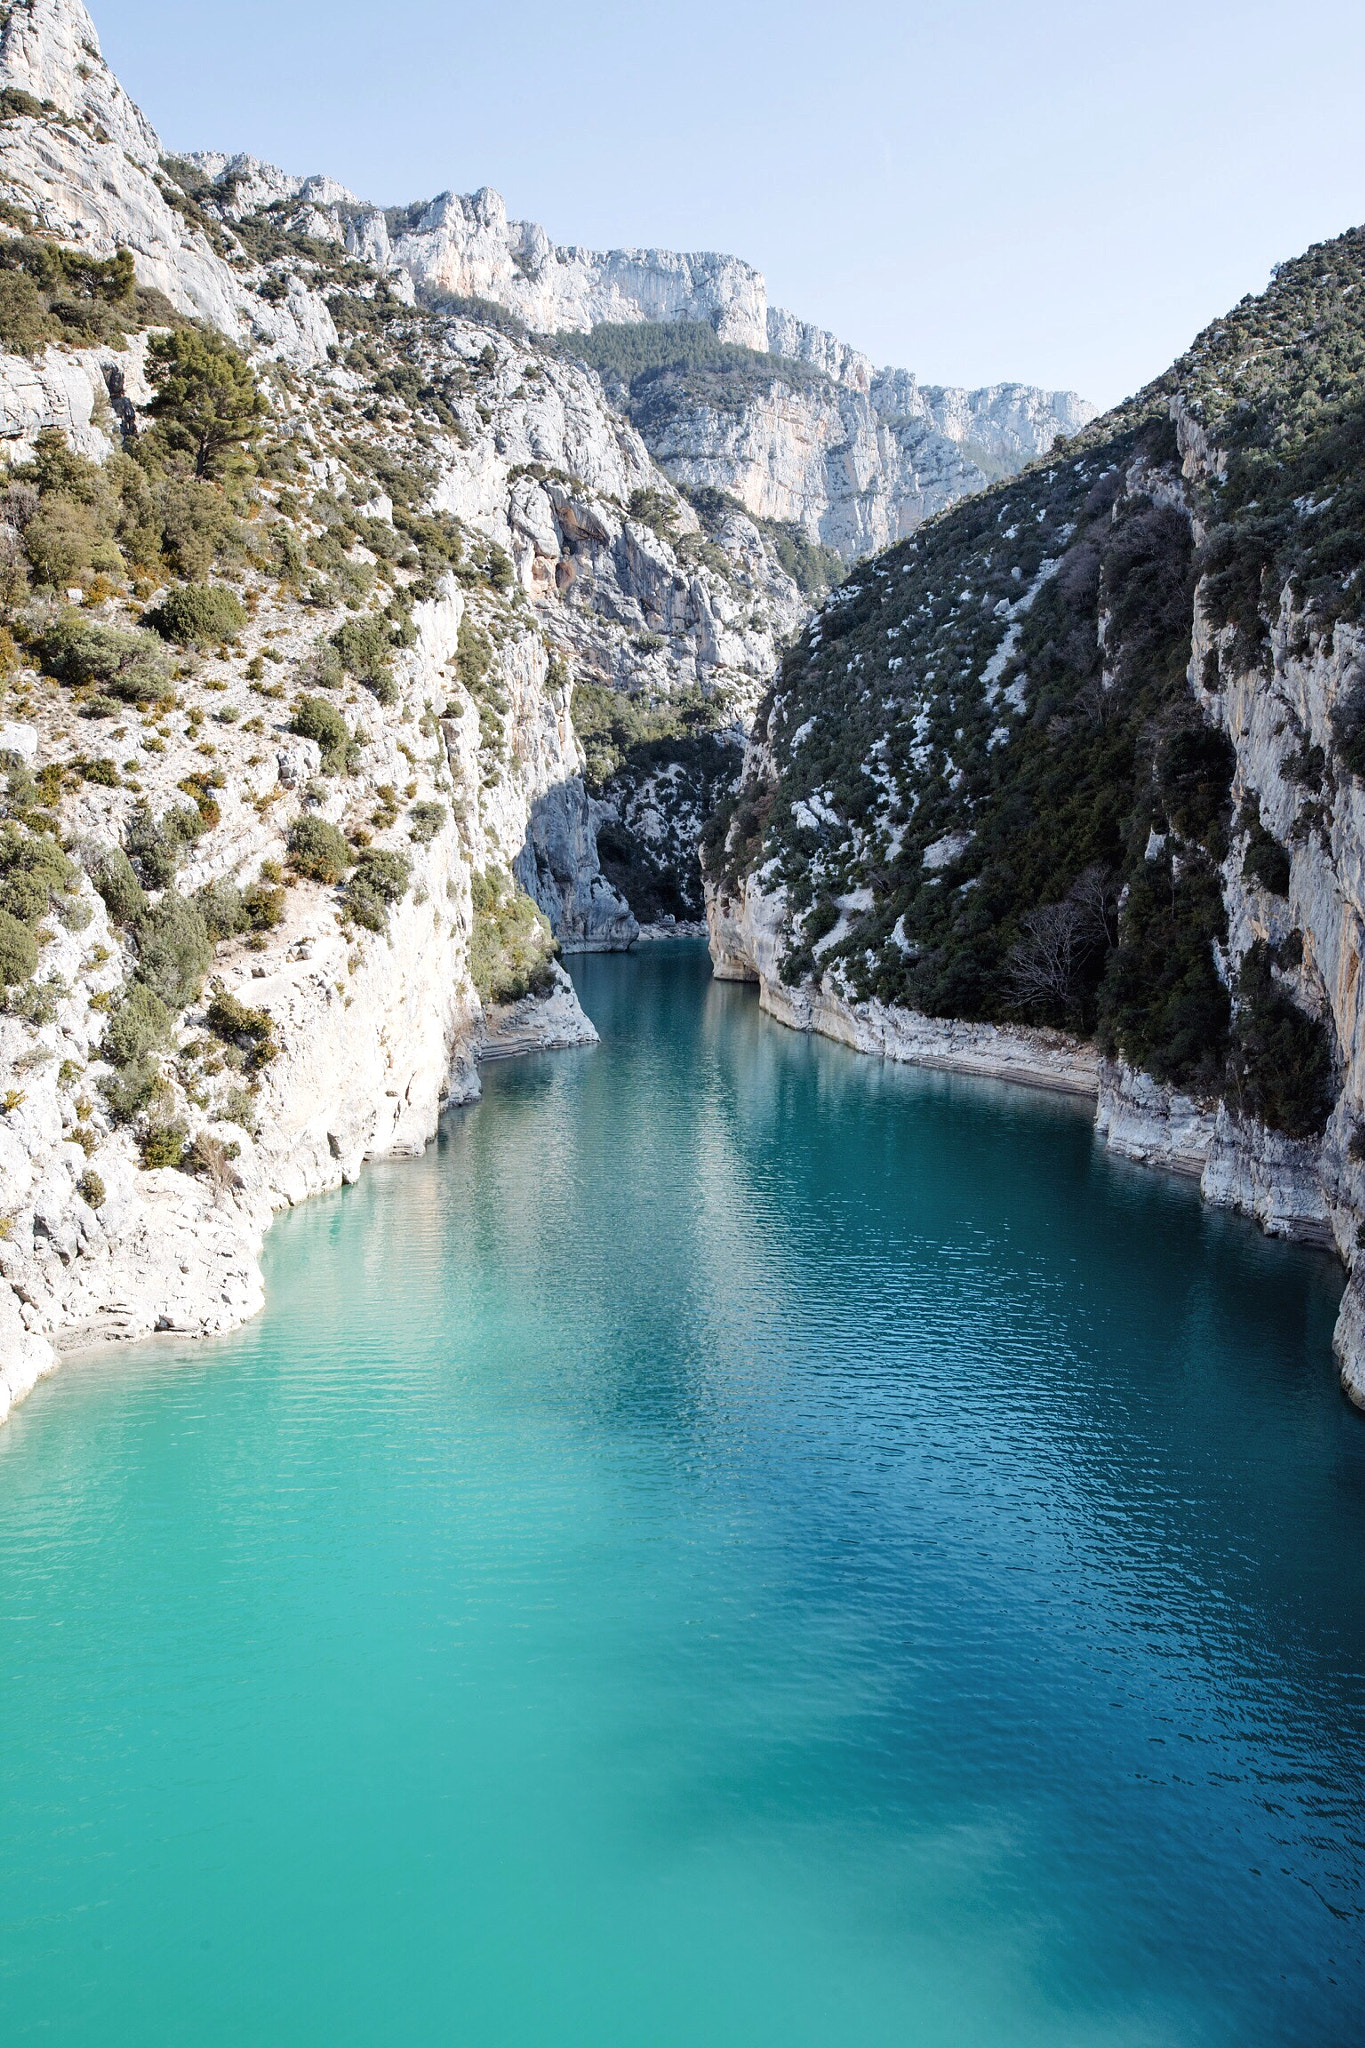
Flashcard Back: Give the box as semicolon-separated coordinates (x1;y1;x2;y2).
639;365;1094;561
0;3;335;363
707;222;1365;1403
183;159;1093;563
0;0;817;1414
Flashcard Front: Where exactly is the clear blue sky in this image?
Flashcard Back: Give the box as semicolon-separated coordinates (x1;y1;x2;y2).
92;0;1365;410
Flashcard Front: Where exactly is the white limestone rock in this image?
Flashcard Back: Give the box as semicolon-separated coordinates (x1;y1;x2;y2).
0;0;337;365
706;871;1098;1094
0;719;38;763
478;964;599;1061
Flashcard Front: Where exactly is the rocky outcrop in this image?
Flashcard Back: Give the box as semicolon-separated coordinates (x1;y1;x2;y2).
478;963;599;1060
186;166;770;347
0;333;148;458
707;873;1098;1094
593;732;743;923
389;188;772;350
643;368;1080;561
0;2;337;364
514;780;639;951
425;377;806;714
1094;1063;1332;1240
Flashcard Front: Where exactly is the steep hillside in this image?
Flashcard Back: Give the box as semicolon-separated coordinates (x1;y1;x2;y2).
0;0;808;1411
182;160;1093;560
707;223;1365;1400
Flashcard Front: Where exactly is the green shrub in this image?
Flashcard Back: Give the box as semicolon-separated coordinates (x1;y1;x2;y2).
290;696;352;773
125;802;203;888
158;481;237;581
408;800;446;843
0;906;36;985
146;329;267;480
222;1085;259;1133
331;615;396;701
1242;827;1292;896
455;617;491;691
40;613;172;704
1098;856;1231;1096
758;518;844;598
206;988;277;1072
1330;686;1365;779
1;759;36;812
287;814;354;884
571;680;733;790
196;877;246;941
100;1055;161;1125
242;881;285;931
102;982;173;1065
141;1119;189;1170
76;1168;105;1209
0;237;150;355
90;845;147;927
554;322;826;446
1225;941;1335;1138
295;636;344;691
0;269;53;354
7;973;64;1024
345;846;411;930
24;497;124;587
134;891;212;1011
147;583;247;647
0;821;76;925
1283;739;1326;791
468;866;558;1002
627;487;680;542
1153;716;1235;856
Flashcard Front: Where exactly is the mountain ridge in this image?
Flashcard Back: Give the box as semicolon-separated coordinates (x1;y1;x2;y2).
178;150;1094;560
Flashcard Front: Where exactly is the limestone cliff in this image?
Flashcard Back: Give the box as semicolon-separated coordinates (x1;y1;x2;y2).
0;0;809;1414
707;223;1365;1403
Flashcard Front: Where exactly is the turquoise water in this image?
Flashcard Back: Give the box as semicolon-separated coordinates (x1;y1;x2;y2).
1;943;1363;2046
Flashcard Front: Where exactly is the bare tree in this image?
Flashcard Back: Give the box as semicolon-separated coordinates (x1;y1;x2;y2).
1008;900;1088;1021
1067;864;1120;951
1007;867;1119;1023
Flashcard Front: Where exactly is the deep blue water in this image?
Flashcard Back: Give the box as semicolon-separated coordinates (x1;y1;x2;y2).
1;941;1362;2045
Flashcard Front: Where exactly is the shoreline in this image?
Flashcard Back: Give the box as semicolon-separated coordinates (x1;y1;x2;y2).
753;971;1101;1099
706;885;1363;1402
0;969;600;1430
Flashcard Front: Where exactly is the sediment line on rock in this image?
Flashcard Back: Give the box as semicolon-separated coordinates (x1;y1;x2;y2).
707;884;1349;1368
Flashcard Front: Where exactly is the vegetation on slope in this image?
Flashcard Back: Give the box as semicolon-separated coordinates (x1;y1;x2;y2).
554;319;830;424
469;866;558;1003
0;163;574;1179
711;226;1365;1130
0;232;181;355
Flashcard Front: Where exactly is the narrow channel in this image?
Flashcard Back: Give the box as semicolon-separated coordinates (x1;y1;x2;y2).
1;943;1360;2046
